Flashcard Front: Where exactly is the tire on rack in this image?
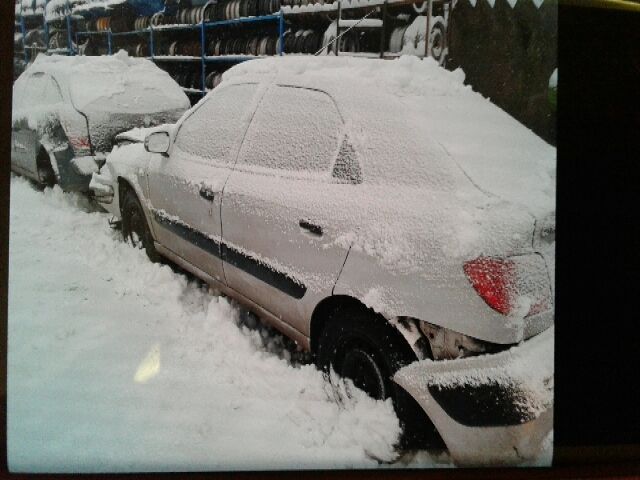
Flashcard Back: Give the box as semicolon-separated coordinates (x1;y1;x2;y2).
247;35;259;55
428;16;446;65
121;189;161;263
315;305;444;449
412;0;427;13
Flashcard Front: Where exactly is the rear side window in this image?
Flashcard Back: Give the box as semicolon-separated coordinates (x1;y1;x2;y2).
172;83;260;165
22;73;63;106
237;86;342;173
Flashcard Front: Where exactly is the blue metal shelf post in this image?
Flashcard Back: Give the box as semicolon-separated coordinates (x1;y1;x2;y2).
149;26;155;58
279;10;284;56
43;0;50;50
65;0;75;55
20;10;28;62
200;13;207;96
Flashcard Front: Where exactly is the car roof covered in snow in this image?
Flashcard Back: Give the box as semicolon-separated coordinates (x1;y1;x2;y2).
223;56;556;218
23;50;189;114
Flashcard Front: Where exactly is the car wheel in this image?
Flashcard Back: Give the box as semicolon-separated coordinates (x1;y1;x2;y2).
428;17;446;65
316;306;444;449
121;190;161;263
36;148;57;188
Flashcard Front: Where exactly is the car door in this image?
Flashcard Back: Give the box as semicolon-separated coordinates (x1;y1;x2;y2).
11;72;65;178
220;84;357;335
146;82;264;284
11;73;45;177
11;78;27;172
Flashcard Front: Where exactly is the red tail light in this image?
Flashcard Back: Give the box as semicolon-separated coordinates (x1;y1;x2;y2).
463;256;552;317
463;257;515;315
68;136;92;156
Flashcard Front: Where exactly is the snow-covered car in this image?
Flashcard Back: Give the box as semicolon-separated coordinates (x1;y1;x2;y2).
91;56;555;466
11;51;190;192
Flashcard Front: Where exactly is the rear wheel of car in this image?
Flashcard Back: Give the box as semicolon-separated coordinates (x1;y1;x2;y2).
36;149;56;188
316;306;444;449
121;190;161;263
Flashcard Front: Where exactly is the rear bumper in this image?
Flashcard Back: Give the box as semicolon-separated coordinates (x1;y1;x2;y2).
53;147;104;193
394;327;554;466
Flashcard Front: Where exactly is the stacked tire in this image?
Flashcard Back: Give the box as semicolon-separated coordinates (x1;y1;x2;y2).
175;6;207;24
95;16;110;31
205;71;224;89
134;41;149;57
173;70;200;89
167;40;201;56
283;28;322;54
207;34;280;56
206;0;281;21
134;16;152;30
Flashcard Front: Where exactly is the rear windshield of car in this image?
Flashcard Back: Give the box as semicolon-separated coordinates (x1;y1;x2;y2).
68;60;187;114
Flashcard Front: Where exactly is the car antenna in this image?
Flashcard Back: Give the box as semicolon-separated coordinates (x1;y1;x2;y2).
314;7;379;56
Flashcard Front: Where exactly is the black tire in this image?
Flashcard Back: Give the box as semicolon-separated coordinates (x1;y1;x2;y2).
428;17;446;65
121;189;161;263
316;306;444;449
36;149;57;188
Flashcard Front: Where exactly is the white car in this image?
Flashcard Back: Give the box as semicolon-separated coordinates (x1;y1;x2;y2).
11;51;190;191
91;56;555;466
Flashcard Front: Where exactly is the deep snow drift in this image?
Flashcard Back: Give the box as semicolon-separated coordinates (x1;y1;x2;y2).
7;176;452;472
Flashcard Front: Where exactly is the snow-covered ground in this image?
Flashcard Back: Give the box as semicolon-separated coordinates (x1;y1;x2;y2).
7;175;452;472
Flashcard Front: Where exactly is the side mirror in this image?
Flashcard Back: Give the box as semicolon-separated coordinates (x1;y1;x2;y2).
144;131;171;155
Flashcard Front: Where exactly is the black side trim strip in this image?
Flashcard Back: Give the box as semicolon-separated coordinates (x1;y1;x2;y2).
222;245;306;300
153;210;306;299
153;211;222;259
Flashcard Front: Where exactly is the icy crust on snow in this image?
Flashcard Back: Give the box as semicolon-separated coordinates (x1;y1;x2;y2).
7;176;415;471
28;51;189;114
397;327;554;419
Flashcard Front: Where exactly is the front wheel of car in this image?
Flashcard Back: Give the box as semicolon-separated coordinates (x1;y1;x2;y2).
121;190;161;263
315;306;444;449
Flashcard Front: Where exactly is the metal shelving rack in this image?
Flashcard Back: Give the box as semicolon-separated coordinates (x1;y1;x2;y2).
69;6;285;98
282;0;450;59
15;0;52;64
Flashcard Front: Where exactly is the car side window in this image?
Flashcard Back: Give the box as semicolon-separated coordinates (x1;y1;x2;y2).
237;86;343;173
172;83;260;165
21;73;63;107
12;78;26;113
43;76;64;104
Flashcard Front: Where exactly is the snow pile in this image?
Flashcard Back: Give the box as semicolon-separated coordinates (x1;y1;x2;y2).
7;176;442;472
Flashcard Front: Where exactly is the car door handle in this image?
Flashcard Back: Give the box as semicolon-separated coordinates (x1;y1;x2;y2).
299;219;323;237
199;186;216;201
